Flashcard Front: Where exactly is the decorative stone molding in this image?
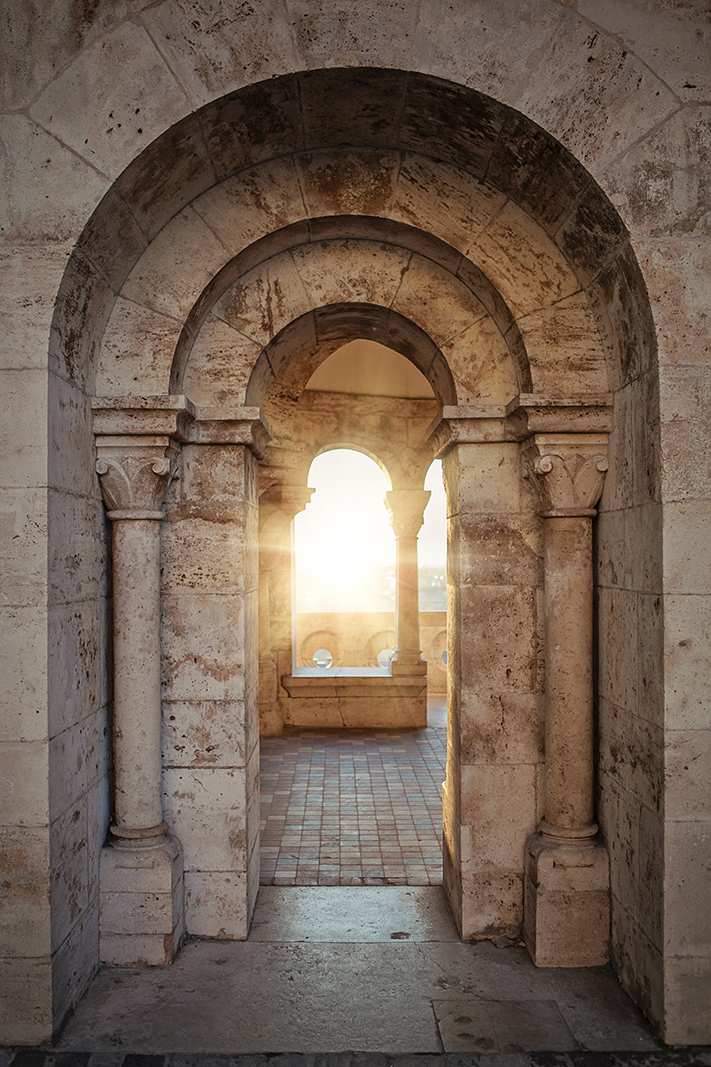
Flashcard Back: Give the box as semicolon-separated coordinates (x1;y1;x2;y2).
95;437;179;516
92;396;272;457
427;405;511;456
522;435;609;516
384;489;431;539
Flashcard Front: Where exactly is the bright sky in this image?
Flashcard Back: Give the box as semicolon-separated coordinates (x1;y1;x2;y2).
294;449;446;612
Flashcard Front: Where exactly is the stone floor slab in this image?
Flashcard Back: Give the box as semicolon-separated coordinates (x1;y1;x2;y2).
249;887;459;943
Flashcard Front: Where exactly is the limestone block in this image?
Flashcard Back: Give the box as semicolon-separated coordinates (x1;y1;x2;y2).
664;820;711;959
122;206;229;321
184;870;249;939
399;75;507;180
99;837;183;966
162;593;247;702
524;835;610;967
442;315;518;406
293;239;410;310
603;784;640;932
162;518;247;596
183;315;261;409
0;489;48;609
518;11;677;172
0;741;49;826
50;799;89;952
86;776;111;903
49;251;115;389
519;293;610;395
457;512;542;587
392;255;487;348
605;106;711;240
0;607;48;742
163;767;247;872
162;700;247;769
599;701;663;817
141;0;299;109
0;115;107;244
0;369;48;488
177;444;254;522
623;503;663;594
459;692;544;766
455;442;522;515
29;21;189;177
664;593;711;730
48;598;106;736
287;0;418;71
595;507;624;589
637;803;664;951
470;202;578;319
192;157;306;256
637;592;664;728
47;491;106;607
634;237;711;369
487;110;590;236
97;298;182;396
51;905;99;1036
460;764;537;871
660;364;704;424
295;148;399;219
597;587;639;714
610;903;664;1035
665;730;711;821
661;419;711;503
0;827;51;958
48;374;97;496
459;586;536;693
0;955;52;1045
213;255;311;350
411;0;566;110
48;709;107;819
460;871;523;941
0;245;71;372
576;0;711;104
392;154;505;254
662;956;711;1045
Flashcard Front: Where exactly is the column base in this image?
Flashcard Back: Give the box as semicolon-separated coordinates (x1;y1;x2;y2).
523;830;610;967
389;652;427;676
99;833;184;967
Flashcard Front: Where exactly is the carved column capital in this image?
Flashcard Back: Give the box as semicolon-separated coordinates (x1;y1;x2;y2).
384;489;431;540
95;435;179;518
523;435;608;516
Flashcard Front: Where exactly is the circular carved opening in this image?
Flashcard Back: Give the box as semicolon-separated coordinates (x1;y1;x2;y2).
313;648;334;669
376;647;395;668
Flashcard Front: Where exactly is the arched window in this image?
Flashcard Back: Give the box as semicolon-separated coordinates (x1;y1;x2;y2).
294;448;395;669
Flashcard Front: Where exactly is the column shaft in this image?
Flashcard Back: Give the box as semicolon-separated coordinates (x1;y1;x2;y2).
542;515;594;831
394;534;423;665
111;518;164;837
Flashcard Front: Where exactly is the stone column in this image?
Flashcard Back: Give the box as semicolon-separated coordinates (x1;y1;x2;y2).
95;434;184;967
385;489;430;675
522;434;610;967
258;483;313;736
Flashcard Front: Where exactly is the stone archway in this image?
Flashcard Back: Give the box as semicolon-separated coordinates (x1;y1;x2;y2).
40;67;668;1039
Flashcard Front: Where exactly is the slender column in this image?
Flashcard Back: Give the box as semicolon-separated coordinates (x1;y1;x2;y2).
95;434;183;966
110;515;165;840
522;434;610;966
385;489;430;675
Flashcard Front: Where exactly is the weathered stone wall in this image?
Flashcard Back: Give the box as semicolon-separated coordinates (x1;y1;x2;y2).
443;440;544;939
1;0;709;1045
161;444;260;939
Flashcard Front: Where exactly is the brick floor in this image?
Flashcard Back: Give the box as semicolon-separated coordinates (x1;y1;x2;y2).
259;723;447;886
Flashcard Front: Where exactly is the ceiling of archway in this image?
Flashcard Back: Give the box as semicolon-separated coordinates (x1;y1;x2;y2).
57;68;649;405
304;341;435;399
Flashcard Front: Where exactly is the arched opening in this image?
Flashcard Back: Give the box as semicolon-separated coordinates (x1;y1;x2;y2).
31;61;678;1045
294;447;395;668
